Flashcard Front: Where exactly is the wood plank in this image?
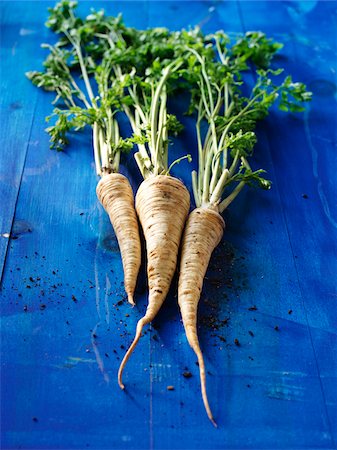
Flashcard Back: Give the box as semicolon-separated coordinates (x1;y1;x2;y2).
238;0;337;446
0;2;50;280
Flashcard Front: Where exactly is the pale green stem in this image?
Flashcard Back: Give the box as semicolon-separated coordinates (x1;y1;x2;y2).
209;157;221;195
93;122;101;176
99;128;109;170
70;38;94;103
162;109;168;171
225;83;229;113
106;109;113;145
225;100;234;117
54;52;91;109
215;36;227;66
122;104;136;130
166;155;191;175
123;104;152;170
149;59;182;172
128;86;147;124
210;168;230;205
217;127;229;170
200;130;215;199
213;85;224;118
150;63;177;154
139;144;152;170
199;78;211;118
196;105;205;199
223;146;228;169
241;156;252;170
155;87;167;172
62;28;98;112
114;119;119;144
202;151;214;204
55;88;75;108
219;181;246;212
112;120;120;172
188;47;214;111
201;62;214;113
134;108;141;129
214;37;229;114
209;119;218;159
221;92;265;139
229;150;240;176
134;152;147;179
192;170;201;207
150;67;170;159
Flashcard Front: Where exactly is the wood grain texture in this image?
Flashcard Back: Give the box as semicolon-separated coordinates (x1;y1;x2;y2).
238;2;337;446
0;3;48;280
1;1;336;449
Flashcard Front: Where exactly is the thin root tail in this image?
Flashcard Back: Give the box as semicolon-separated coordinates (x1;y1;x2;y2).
191;340;217;427
127;293;135;307
118;318;146;389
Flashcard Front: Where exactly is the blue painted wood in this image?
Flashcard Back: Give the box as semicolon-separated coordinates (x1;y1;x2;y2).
238;1;337;446
1;1;336;449
0;3;51;279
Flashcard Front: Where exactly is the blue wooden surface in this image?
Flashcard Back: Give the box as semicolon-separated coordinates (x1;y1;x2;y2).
1;1;336;449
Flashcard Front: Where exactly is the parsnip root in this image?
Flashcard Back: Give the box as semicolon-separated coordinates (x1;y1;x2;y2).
118;175;190;386
178;207;225;426
96;172;141;306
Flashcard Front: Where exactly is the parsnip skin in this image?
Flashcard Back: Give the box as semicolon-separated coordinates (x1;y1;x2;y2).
178;207;225;426
118;175;190;387
96;173;141;306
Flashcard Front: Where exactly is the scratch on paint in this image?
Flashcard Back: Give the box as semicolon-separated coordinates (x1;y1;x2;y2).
279;371;309;377
94;259;101;320
104;273;111;325
94;206;102;321
304;109;337;229
19;28;36;36
91;323;110;384
54;356;96;369
67;357;96;363
150;363;173;383
24;154;58;176
267;383;306;401
196;5;215;29
286;1;318;18
91;197;110;383
12;42;17;56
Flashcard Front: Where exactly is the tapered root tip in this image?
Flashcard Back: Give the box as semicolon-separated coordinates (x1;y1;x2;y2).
189;337;216;427
203;386;217;427
210;417;218;428
117;318;146;389
127;293;135;307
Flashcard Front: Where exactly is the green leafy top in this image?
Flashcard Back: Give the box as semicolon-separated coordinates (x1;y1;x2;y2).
27;1;312;189
26;0;200;178
182;31;312;211
103;27;207;178
27;1;137;174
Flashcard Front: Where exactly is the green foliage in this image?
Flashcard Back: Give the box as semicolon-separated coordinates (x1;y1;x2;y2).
45;106;98;150
182;28;312;209
28;0;312;186
227;131;257;158
231;165;272;190
232;31;283;69
45;109;74;150
166;114;184;136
